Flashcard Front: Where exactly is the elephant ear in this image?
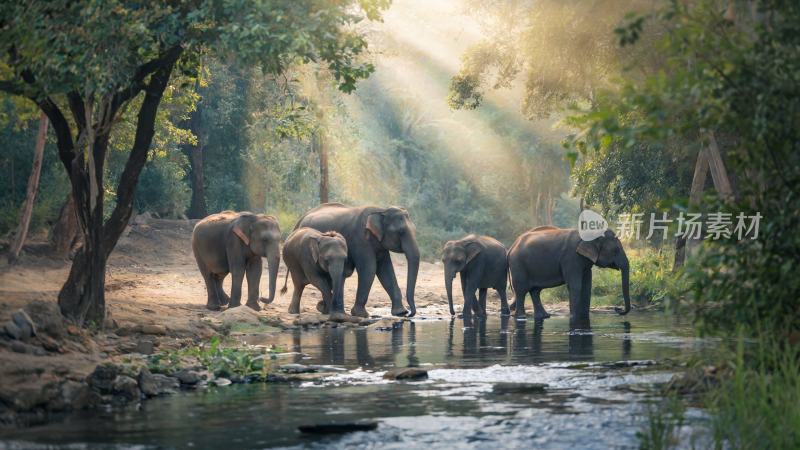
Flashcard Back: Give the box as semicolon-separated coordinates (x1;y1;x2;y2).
310;237;320;264
365;212;384;241
576;239;600;263
464;240;484;264
232;213;256;246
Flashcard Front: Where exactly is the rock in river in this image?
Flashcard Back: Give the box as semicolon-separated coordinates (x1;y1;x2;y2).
492;382;548;395
383;367;428;381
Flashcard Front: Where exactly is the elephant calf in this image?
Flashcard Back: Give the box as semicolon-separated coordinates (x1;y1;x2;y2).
508;226;631;326
442;235;510;319
191;211;281;311
281;228;354;322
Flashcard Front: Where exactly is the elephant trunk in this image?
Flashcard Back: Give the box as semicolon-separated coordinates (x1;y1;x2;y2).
329;259;346;315
402;234;420;316
445;266;456;316
617;257;631;315
265;241;280;304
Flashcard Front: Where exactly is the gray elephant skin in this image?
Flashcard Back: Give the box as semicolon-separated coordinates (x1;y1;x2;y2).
507;226;631;326
281;228;354;322
294;203;421;317
191;211;281;311
442;235;510;319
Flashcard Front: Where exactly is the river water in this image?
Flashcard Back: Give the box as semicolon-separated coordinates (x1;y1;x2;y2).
0;312;712;449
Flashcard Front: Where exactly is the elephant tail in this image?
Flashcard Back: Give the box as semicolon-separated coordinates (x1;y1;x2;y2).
280;269;289;295
506;251;514;294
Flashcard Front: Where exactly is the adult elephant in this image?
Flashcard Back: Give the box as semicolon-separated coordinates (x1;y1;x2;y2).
507;226;631;326
294;203;420;317
192;211;281;311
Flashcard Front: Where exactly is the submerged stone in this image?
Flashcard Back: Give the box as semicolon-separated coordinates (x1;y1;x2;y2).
492;382;548;395
383;367;428;380
298;422;378;434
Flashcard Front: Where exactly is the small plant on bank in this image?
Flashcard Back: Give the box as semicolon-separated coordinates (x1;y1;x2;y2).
147;336;286;382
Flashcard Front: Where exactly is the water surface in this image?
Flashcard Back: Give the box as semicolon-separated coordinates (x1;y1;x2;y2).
0;312;711;449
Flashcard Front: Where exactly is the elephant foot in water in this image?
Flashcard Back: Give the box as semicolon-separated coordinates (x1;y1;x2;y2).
533;310;551;320
245;299;262;311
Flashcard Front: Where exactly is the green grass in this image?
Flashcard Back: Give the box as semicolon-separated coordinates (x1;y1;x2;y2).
706;339;800;449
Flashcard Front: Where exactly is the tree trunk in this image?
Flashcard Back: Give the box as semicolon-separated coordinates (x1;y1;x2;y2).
182;104;207;219
673;146;709;271
52;194;81;258
54;48;181;326
8;113;48;263
315;131;329;204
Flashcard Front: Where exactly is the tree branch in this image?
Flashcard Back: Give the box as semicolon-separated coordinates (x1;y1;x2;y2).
67;91;86;132
37;97;76;171
103;47;183;255
112;45;183;111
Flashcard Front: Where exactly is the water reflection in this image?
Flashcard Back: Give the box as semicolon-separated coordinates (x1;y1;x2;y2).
273;315;663;370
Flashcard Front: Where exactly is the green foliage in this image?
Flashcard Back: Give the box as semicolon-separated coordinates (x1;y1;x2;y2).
0;99;69;236
636;396;686;450
451;0;661;118
706;338;800;449
134;156;191;217
148;336;285;381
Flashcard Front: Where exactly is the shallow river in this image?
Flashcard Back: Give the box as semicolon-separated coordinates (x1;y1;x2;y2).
1;312;712;449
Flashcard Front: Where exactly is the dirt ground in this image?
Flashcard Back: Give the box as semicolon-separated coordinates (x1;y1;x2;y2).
1;219;569;404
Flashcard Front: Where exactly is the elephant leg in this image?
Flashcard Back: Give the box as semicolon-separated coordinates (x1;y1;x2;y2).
530;289;550;320
459;273;469;317
288;283;306;315
351;257;377;318
498;287;510;316
566;272;586;326
580;268;592;316
308;273;333;315
228;265;246;308
213;273;229;307
513;289;528;320
287;269;306;314
376;255;407;317
463;278;481;321
476;288;488;317
197;258;222;310
244;258;263;311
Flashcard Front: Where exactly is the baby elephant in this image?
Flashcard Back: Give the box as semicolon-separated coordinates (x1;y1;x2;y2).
192;211;281;311
281;228;354;322
442;234;510;319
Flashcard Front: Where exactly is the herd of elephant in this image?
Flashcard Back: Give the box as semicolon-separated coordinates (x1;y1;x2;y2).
191;203;631;327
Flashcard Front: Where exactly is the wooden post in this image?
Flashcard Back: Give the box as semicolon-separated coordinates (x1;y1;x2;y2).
705;131;733;200
673;146;709;271
673;131;733;271
8;113;48;264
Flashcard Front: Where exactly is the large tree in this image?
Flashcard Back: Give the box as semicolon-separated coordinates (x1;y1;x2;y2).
0;0;388;326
